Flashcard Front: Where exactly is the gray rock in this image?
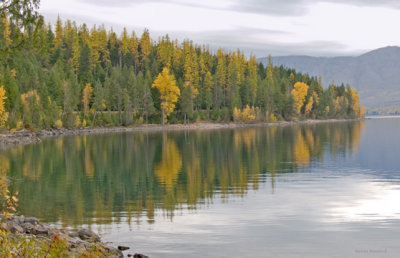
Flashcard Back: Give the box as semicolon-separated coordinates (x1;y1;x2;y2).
68;238;84;247
68;232;79;238
19;222;48;235
105;246;124;258
78;228;94;237
77;228;100;242
118;245;130;251
34;225;49;235
134;254;149;258
18;215;25;224
24;217;40;225
20;222;35;233
8;215;25;225
5;221;24;233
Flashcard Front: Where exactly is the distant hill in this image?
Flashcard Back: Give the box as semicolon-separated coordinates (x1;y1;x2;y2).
258;46;400;108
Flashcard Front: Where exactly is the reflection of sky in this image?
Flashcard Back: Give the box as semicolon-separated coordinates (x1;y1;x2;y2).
331;183;400;223
95;118;400;257
347;117;400;176
99;171;400;257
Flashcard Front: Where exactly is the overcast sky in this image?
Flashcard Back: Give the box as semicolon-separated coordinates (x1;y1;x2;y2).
39;0;400;57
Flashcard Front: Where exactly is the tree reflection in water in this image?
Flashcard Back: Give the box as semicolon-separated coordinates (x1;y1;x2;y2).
1;121;364;227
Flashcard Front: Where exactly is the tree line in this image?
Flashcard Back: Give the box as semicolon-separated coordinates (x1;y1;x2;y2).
0;15;364;130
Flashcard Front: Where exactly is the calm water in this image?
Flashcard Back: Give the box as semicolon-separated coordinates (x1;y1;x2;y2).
2;118;400;257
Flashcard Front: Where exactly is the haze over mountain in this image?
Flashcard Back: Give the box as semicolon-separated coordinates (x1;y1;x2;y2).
259;46;400;108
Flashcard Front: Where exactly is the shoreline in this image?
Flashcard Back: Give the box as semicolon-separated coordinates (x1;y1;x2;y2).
0;215;148;257
0;118;364;149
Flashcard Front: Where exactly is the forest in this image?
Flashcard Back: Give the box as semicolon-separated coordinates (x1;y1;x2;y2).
0;15;364;130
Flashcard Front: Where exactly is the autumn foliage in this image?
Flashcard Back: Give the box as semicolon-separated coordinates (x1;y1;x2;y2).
152;67;180;124
82;83;93;117
233;105;257;123
0;86;8;127
291;82;309;115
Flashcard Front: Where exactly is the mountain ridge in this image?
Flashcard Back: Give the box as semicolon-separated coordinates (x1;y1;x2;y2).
258;46;400;108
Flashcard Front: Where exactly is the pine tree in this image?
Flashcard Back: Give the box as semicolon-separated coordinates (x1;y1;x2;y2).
203;71;213;111
82;82;93;118
142;71;154;124
214;49;226;109
0;85;8;126
78;43;91;83
139;29;151;69
92;80;105;124
181;82;193;124
2;13;11;48
54;16;63;47
72;35;80;74
247;55;258;106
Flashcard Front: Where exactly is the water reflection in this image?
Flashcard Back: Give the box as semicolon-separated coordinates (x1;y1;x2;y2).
154;133;182;190
2;121;364;226
330;182;400;223
0;155;9;197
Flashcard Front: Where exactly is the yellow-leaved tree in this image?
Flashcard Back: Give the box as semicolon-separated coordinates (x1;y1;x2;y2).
152;67;180;125
82;83;93;118
291;82;309;115
0;86;8;127
304;95;314;116
351;88;361;117
233;105;256;123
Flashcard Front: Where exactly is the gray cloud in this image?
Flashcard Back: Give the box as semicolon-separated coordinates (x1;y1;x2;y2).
165;28;360;57
79;0;400;16
40;9;128;32
79;0;219;9
79;0;136;7
42;9;357;57
230;0;309;16
332;0;400;8
230;0;400;16
41;0;389;57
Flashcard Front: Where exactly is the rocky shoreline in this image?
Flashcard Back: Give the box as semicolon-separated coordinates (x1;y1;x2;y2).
0;130;41;149
0;215;148;257
0;215;122;257
0;118;363;149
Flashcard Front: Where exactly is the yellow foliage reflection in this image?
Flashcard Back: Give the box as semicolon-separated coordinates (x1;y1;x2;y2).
293;128;311;168
154;135;182;189
23;158;42;180
234;128;257;151
351;120;365;153
84;150;94;178
0;155;10;197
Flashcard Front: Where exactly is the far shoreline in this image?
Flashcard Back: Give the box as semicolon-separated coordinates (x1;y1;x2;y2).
0;118;364;149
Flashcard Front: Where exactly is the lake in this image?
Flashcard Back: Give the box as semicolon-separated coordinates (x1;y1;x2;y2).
1;118;400;257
